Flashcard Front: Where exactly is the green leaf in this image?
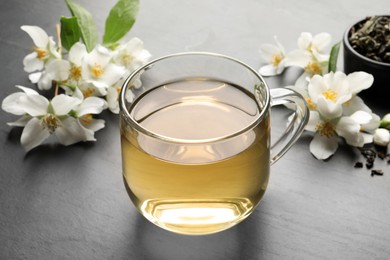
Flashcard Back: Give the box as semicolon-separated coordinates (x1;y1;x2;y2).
65;0;98;52
328;41;341;73
60;16;81;51
103;0;139;45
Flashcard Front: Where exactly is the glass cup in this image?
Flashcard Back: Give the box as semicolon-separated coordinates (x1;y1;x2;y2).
119;52;309;235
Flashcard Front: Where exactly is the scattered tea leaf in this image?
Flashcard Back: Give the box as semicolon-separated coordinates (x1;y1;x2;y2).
349;16;390;63
354;161;363;168
371;169;384;177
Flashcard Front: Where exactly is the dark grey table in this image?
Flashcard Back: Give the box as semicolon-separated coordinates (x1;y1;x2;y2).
1;0;389;259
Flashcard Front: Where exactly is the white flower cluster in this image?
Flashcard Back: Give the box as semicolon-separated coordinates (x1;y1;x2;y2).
259;32;389;160
2;25;151;151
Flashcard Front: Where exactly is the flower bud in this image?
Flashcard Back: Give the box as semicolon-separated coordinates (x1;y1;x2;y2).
373;128;390;146
380;113;390;130
383;113;390;122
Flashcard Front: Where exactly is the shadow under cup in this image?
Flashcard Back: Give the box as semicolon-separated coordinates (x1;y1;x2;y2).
119;52;308;235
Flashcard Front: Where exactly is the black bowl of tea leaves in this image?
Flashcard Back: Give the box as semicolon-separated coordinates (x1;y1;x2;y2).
343;15;390;107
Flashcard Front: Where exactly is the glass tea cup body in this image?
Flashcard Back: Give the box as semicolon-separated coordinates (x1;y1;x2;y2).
119;52;308;235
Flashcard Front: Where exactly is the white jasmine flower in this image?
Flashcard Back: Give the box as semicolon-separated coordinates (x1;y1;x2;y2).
67;42;88;84
2;86;105;151
72;92;106;135
346;71;374;95
13;93;82;151
340;110;374;146
297;32;332;55
114;37;151;74
21;25;60;73
258;36;286;76
305;111;339;159
106;86;120;114
2;85;39;116
373;128;390;146
285;32;332;85
28;60;72;90
308;72;352;119
306;110;372;160
82;45;126;91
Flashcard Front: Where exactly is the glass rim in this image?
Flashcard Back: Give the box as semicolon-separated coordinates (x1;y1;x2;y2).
119;51;271;144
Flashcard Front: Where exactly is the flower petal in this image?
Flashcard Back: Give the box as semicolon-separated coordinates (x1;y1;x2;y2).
124;37;144;54
7;115;32;127
297;32;312;50
48;37;60;59
2;92;27;115
342;96;371;116
23;52;44;73
84;45;112;67
106;86;119;113
21;25;49;48
335;116;363;146
259;44;281;61
305;111;321;132
15;85;39;95
312;33;332;53
347;71;374;94
51;94;81;115
82;118;105;132
46;60;71;81
362;132;374;144
37;72;54;90
55;117;95;145
362;113;380;133
99;64;126;86
69;42;87;65
28;72;42;84
317;97;343;119
18;94;49;116
350;110;372;125
285;49;311;67
274;36;285;54
21;117;50;152
308;74;327;102
294;73;310;92
310;134;338;160
76;97;105;116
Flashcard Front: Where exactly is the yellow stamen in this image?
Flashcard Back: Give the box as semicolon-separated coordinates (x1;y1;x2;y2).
69;65;82;81
305;97;316;110
91;64;104;78
116;86;121;95
304;62;322;76
343;98;352;106
82;87;95;98
322;89;338;102
34;47;48;60
272;54;283;67
122;53;134;66
80;114;93;125
315;121;335;138
42;114;61;133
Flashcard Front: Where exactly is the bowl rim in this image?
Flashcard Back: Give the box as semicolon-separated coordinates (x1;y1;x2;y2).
343;15;390;68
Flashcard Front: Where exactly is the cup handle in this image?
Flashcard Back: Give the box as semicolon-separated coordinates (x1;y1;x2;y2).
269;88;309;165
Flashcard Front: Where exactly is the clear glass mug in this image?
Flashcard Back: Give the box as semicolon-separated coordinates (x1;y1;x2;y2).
119;52;309;235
